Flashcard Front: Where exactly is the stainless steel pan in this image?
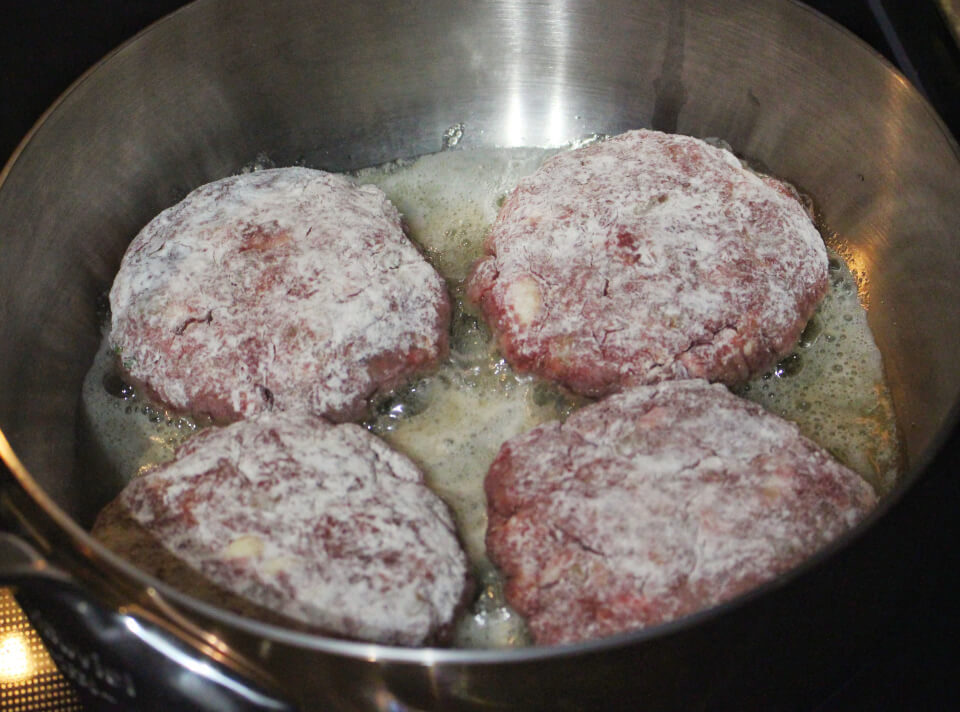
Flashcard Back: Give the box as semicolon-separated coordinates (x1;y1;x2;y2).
1;0;959;709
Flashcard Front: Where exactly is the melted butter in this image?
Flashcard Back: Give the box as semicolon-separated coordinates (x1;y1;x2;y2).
358;148;579;647
81;144;901;649
733;252;901;494
81;332;199;478
354;148;558;282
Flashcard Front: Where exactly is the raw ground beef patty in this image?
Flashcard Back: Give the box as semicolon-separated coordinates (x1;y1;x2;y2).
466;129;829;397
110;166;450;423
92;411;471;646
484;379;876;645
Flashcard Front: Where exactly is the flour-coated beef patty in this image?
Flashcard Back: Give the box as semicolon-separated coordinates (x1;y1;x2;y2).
485;380;876;645
92;411;471;646
466;129;829;397
110;167;450;423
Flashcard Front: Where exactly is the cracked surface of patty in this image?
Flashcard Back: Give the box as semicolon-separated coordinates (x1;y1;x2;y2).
484;379;876;645
466;129;829;397
93;410;472;646
110;167;450;423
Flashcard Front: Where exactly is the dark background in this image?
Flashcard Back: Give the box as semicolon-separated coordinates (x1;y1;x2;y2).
1;1;958;709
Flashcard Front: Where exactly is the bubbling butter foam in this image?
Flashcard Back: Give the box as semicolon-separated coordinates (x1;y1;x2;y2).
733;252;901;494
81;143;900;650
81;332;200;478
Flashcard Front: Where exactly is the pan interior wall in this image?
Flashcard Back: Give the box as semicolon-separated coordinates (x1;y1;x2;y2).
0;0;958;524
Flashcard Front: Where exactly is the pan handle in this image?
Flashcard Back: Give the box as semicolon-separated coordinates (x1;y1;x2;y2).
0;532;297;712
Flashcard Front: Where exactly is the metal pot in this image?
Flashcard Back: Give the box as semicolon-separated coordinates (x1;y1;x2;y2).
1;0;958;709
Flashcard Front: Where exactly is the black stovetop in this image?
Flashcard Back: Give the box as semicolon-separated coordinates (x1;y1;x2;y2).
2;1;959;710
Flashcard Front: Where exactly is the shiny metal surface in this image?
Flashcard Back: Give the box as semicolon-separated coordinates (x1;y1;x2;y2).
1;0;959;709
939;0;960;43
0;532;292;711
